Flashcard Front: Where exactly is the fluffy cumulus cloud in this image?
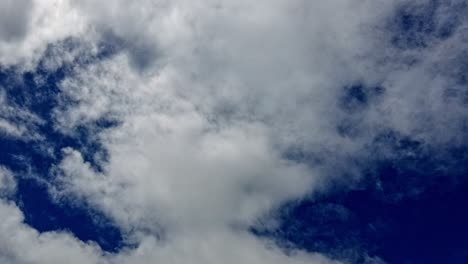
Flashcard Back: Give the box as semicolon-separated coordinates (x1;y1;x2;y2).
0;0;467;263
0;0;89;69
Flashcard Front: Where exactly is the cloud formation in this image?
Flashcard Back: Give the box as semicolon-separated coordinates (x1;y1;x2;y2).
0;0;467;263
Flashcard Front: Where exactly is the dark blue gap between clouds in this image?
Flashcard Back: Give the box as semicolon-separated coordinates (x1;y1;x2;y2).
257;133;468;264
0;38;125;252
258;3;468;263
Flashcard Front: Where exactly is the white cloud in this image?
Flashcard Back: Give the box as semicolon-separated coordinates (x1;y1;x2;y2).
0;168;102;264
50;1;400;262
0;0;32;43
0;90;44;140
0;167;16;196
0;199;105;264
0;0;89;69
0;195;340;264
1;0;468;263
109;230;339;264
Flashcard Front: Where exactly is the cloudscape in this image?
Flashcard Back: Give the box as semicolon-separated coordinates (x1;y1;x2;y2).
0;0;467;263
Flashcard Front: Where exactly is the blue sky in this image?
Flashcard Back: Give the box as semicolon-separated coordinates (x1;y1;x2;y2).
0;1;467;263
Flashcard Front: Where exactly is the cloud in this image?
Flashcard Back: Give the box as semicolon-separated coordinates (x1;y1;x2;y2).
109;230;338;264
0;0;32;42
0;89;44;140
0;167;16;196
0;0;468;263
0;0;89;69
0;167;103;264
0;199;105;264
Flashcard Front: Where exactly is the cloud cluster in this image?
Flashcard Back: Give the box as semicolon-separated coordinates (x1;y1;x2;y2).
0;0;88;69
0;90;44;140
0;0;467;263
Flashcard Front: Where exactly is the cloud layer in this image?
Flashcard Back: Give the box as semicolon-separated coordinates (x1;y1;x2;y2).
0;0;467;263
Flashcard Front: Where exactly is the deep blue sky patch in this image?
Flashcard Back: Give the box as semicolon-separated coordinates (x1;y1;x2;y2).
258;135;468;264
0;43;124;252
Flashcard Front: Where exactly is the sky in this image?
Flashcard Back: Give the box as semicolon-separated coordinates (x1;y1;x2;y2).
0;0;467;263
